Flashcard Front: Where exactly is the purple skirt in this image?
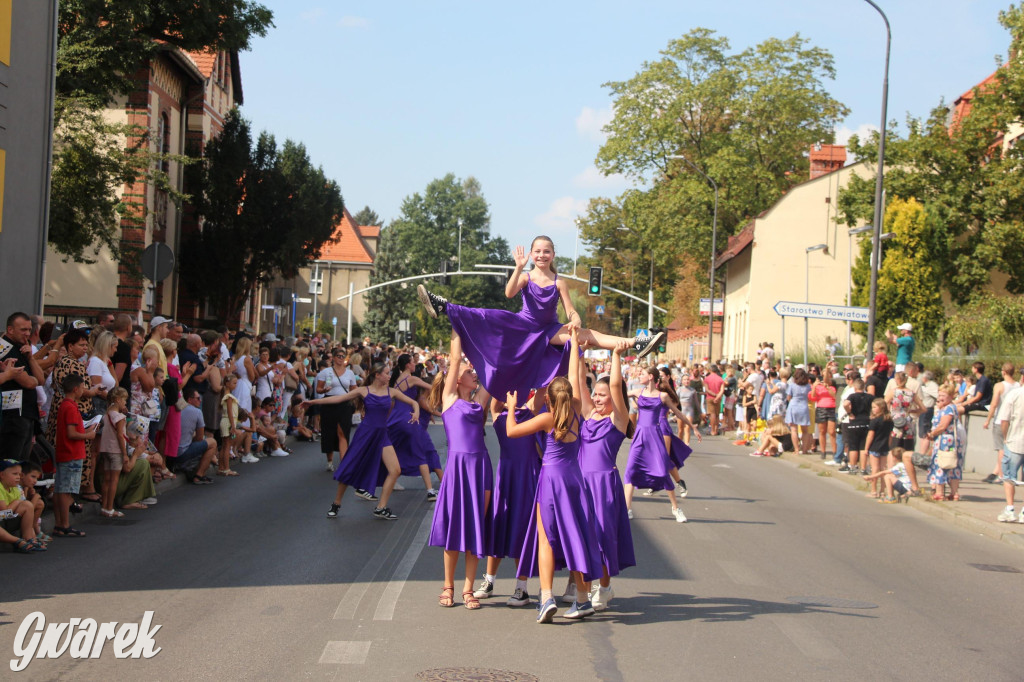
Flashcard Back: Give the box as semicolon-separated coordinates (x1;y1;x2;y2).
487;446;541;559
625;426;674;490
668;434;692;470
517;463;605;582
581;468;635;577
428;449;493;557
334;424;391;492
419;425;443;471
384;419;427;480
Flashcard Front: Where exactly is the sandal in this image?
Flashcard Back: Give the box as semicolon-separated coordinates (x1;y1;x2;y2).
13;538;36;553
69;502;84;514
865;492;880;498
100;509;125;518
216;469;239;477
949;494;961;501
931;493;945;501
36;533;52;544
439;586;455;608
52;526;86;537
121;502;148;510
161;470;176;480
28;538;48;551
79;492;102;503
462;591;481;610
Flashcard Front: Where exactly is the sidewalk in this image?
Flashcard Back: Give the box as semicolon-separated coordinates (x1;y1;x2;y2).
713;433;1024;551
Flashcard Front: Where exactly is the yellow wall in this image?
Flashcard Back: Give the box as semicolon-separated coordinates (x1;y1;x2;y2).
0;0;11;66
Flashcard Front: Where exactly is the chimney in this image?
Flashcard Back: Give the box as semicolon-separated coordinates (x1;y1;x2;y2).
809;143;847;179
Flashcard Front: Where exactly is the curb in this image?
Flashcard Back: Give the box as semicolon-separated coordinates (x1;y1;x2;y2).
39;475;186;535
773;448;1024;551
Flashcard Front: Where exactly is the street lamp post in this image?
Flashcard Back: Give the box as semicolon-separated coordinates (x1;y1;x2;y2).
457;218;464;273
667;154;718;362
616;225;655;330
862;0;891;360
573;218;581;277
847;225;873;353
805;243;828;366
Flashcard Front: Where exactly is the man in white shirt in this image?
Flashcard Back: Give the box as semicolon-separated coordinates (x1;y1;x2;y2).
997;383;1024;523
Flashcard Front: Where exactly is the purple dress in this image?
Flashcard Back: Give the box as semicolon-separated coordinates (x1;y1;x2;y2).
487;408;542;560
385;379;427;478
659;404;692;470
334;391;392;492
625;395;674;491
518;417;605;582
429;400;493;557
418;410;444;471
579;417;635;577
447;272;569;398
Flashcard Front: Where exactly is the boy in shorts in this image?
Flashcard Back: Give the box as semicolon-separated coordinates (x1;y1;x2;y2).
53;374;96;537
863;447;913;502
0;459;41;548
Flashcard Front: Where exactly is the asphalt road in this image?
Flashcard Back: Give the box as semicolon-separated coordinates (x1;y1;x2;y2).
3;425;1023;681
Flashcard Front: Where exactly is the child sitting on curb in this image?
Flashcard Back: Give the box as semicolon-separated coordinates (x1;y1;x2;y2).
863;447;913;503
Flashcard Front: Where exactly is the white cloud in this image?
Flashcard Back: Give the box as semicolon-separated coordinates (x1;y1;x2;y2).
534;196;589;232
835;123;878;146
299;7;325;22
575;106;613;141
339;15;370;29
572;165;630;190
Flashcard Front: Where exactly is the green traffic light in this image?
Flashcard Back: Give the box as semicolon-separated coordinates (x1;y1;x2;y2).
590;286;598;293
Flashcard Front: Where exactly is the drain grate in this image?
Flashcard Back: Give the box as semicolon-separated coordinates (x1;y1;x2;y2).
786;596;878;609
969;563;1022;574
416;668;539;681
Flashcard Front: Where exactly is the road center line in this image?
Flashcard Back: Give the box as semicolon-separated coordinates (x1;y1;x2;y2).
373;512;435;621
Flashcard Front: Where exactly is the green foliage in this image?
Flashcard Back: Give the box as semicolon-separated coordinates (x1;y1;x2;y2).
296;315;334;336
180;111;344;322
362;175;513;348
945;294;1024;355
48;0;274;262
850;199;945;347
583;28;847;327
839;5;1024;304
351;206;382;228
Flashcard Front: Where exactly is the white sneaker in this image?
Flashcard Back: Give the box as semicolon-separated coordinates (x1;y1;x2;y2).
270;448;289;457
591;586;614;612
998;508;1016;523
673;507;687;523
393;482;405;491
561;577;577;604
325;462;336;472
140;497;157;505
1019;510;1024;524
824;460;839;466
241;454;260;464
627;509;634;520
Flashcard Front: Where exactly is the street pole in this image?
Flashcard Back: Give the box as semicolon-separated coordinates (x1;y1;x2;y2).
573;218;580;277
847;225;873;355
805;244;828;366
457;219;463;274
667;154;718;362
312;261;320;331
346;281;354;344
648;249;655;330
862;0;891;359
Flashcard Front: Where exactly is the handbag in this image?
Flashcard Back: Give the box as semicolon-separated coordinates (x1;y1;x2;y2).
935;415;959;470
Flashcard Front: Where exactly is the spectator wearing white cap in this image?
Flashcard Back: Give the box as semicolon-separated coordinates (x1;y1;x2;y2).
144;316;173;374
886;323;915;372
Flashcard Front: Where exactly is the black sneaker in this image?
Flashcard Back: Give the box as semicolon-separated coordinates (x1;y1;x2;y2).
838;464;850;472
677;479;688;498
472;577;494;599
633;331;666;359
354;488;379;501
372;506;398;520
426;489;438;501
846;466;861;475
983;473;999;484
416;284;448;319
326;503;340;518
507;587;531;607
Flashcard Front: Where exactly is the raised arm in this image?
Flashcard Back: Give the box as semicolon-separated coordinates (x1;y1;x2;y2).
609;341;629;432
567;327;582;413
504;390;555;438
578;347;595;419
441;332;464;411
504;246;530;298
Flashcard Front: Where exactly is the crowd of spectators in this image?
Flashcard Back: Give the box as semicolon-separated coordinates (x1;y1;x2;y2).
0;310;451;550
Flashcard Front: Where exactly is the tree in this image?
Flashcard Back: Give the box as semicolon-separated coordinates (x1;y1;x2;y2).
352;206;382;228
48;0;274;261
180;111;344;321
839;5;1024;306
362;174;513;347
849;198;944;345
583;28;848;317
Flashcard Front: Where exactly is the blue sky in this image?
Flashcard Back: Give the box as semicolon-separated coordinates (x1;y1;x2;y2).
241;1;1014;256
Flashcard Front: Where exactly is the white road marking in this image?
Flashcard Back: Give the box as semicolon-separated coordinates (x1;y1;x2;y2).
374;512;434;621
768;615;844;660
319;640;371;664
712;463;732;468
716;560;765;586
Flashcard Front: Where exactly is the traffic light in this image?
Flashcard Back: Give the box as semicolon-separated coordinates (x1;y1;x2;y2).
588;267;603;296
440;260;450;286
652;327;667;354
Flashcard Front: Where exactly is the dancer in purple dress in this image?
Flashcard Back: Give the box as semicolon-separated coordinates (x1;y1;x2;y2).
507;328;604;623
428;332;493;610
626;367;687;523
642;368;701;499
385;355;437;498
471;394;542;607
415;386;445;480
304;364;419;521
574;339;635;612
417;236;666;399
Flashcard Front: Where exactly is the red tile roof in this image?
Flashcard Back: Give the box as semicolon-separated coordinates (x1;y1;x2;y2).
714;221;755;268
668;322;721;342
317;208;375;264
187;50;217;77
359;225;381;239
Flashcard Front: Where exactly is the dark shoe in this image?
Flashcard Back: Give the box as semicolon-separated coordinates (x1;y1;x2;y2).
192;475;213;485
326;503;340;518
417;284;448;319
838;464;850;472
983;473;999;484
354;488;379;501
633;331;666;359
372;506;398;520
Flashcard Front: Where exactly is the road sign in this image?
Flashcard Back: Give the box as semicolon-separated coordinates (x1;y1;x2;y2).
699;298;723;315
295;297;312;303
331;316;337;326
636;328;650;337
141;242;174;283
595;305;605;316
772;301;869;322
261;305;275;310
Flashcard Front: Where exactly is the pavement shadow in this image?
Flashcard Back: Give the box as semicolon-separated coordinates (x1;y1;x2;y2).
597;592;877;625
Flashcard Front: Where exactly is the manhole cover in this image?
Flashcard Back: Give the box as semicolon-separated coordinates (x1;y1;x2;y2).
416;668;539;681
969;563;1022;574
786;596;878;609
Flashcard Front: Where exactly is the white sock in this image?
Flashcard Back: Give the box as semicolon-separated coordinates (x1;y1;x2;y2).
515;578;527;592
484;573;495;585
540;589;553;604
1006;506;1014;512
